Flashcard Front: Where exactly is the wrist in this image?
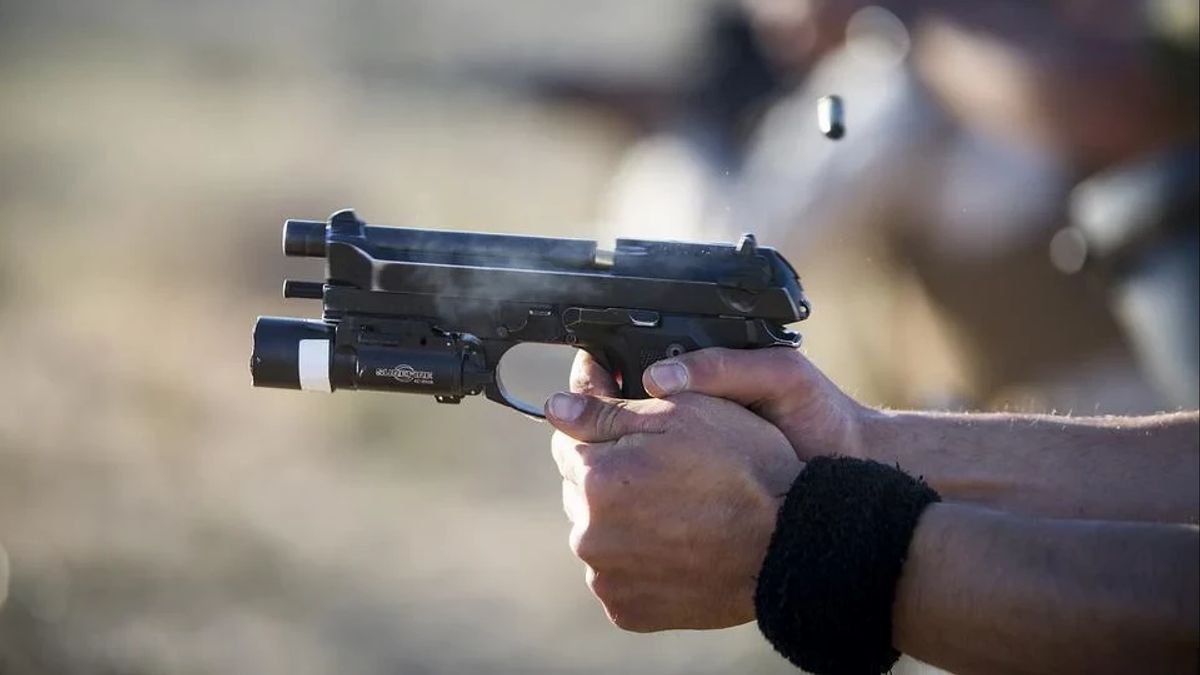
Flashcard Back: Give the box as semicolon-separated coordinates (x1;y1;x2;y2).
822;397;884;462
780;397;881;463
736;486;792;625
850;405;898;463
754;457;942;673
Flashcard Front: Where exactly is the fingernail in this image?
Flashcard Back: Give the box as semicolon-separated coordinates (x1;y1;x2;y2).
547;393;585;422
647;361;688;394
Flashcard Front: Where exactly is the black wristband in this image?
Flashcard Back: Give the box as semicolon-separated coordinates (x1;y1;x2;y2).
754;456;941;675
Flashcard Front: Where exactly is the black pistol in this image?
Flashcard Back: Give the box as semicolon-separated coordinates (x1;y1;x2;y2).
250;209;811;417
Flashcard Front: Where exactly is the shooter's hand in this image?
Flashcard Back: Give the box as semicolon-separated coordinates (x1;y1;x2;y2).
545;388;801;631
571;348;869;463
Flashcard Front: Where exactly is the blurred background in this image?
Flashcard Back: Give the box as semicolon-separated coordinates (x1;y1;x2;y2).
0;1;1195;674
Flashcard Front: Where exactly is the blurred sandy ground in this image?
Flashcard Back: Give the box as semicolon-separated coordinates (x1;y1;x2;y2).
0;1;872;673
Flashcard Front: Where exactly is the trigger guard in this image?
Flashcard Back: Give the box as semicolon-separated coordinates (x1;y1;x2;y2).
484;373;546;420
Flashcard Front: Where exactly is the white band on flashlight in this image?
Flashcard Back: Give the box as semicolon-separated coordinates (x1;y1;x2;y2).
297;339;332;392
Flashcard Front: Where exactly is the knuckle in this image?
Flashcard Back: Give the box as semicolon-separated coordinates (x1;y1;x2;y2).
585;566;603;593
550;431;573;458
772;346;807;374
568;439;592;466
570;358;610;395
638;397;681;431
571;365;590;386
651;397;680;417
653;397;699;431
562;478;582;519
593;399;630;436
772;349;812;392
580;465;617;504
679;348;722;384
586;568;622;603
708;347;733;375
571;440;595;464
607;605;655;633
586;571;659;633
553;433;590;483
568;370;588;392
569;525;603;564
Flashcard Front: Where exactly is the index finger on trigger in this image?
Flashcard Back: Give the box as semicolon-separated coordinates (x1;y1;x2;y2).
570;349;619;397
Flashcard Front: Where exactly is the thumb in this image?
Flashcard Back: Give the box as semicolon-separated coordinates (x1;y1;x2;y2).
544;392;671;443
642;347;815;408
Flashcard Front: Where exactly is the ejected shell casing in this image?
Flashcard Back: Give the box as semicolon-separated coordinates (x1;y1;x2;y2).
818;95;845;140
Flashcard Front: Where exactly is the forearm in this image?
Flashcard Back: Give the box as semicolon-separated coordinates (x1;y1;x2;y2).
893;503;1200;675
860;410;1199;523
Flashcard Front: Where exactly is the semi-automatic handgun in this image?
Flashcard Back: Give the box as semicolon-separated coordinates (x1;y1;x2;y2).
250;209;810;417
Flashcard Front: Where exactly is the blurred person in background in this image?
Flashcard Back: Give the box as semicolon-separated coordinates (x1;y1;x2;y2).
899;0;1199;410
584;5;787;243
595;0;1197;413
1059;0;1200;409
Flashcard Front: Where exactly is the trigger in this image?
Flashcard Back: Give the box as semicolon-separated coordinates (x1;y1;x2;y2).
577;346;624;392
580;346;613;373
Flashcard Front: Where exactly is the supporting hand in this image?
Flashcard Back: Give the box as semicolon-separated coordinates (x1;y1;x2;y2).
545;387;802;631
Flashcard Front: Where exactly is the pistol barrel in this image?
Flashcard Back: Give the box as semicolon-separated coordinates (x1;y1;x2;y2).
283;220;328;258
